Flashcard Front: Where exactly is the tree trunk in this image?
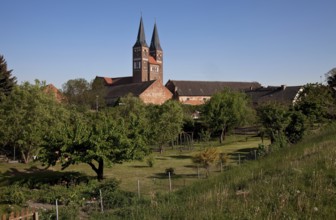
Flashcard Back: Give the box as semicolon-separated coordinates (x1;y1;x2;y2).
220;127;226;144
88;158;104;181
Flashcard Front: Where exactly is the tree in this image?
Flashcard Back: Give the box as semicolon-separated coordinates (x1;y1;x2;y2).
295;83;335;124
257;103;289;145
0;80;66;163
40;95;150;181
325;68;336;94
62;78;91;108
148;100;184;154
285;111;306;144
192;147;219;177
0;55;17;99
203;89;253;143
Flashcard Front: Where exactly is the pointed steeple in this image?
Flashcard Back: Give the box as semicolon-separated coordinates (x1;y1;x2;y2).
134;17;148;47
150;22;162;51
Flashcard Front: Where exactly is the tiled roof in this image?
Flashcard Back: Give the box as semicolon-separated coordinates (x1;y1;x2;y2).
106;80;156;99
246;85;303;105
96;76;133;86
166;80;261;96
148;56;159;64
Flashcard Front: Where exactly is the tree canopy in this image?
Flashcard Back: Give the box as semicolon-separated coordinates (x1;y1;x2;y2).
40;95;150;181
147;100;184;153
0;55;17;99
203;89;253;143
0;81;66;163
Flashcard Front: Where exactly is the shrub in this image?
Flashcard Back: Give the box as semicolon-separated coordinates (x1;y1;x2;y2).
146;155;155;167
165;167;175;176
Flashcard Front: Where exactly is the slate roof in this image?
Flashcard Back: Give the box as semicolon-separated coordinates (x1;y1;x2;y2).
246;85;303;105
150;23;162;51
134;17;148;47
166;80;262;96
106;80;156;99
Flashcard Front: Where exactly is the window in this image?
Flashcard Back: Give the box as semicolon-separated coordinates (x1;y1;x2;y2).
134;61;141;69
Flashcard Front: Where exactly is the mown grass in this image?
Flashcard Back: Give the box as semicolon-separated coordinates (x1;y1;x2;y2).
95;124;336;219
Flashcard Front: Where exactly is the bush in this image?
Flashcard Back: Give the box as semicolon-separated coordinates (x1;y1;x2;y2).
165;167;175;176
0;184;28;205
146;155;155;167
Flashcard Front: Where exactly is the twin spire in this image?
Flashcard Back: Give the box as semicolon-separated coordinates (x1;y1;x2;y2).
134;17;162;51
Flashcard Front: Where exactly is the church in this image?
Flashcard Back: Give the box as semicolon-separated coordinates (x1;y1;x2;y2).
95;18;172;105
95;18;301;106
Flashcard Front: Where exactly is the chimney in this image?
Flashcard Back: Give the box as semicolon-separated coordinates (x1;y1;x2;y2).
281;85;286;90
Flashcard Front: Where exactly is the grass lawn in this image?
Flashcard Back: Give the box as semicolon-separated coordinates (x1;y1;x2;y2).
0;135;267;196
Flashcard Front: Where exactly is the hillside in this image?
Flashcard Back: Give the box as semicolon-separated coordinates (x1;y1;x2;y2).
100;124;336;219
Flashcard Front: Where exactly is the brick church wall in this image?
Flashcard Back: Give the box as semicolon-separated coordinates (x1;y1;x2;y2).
140;81;172;105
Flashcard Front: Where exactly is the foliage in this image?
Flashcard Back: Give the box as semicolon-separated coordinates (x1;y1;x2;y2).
40;96;150;181
325;67;336;96
146;155;155;167
285;111;306;144
295;83;335;123
0;81;67;163
257;103;289;144
62;78;91;108
203;89;253;143
165;167;175;176
0;183;27;205
0;54;17;99
147;100;184;153
192;147;219;176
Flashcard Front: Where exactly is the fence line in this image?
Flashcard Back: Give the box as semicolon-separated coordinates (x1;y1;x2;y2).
1;208;38;220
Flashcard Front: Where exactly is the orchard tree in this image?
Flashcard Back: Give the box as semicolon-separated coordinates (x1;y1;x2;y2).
192;147;219;177
62;78;91;108
0;55;17;99
203;89;253;143
295;83;335;124
40;95;150;181
148;100;184;154
0;80;67;163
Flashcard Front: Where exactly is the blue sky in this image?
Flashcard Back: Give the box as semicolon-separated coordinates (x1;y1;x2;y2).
1;0;336;89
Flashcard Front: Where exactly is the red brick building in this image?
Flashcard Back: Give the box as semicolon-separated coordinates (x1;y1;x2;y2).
95;17;172;105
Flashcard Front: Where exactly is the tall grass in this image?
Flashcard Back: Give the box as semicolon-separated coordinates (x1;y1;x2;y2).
100;123;336;219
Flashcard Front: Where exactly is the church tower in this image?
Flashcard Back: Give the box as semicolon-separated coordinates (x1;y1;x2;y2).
133;17;149;83
149;22;163;84
132;18;163;84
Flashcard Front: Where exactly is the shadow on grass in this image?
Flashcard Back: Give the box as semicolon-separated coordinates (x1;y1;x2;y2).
0;166;91;188
129;165;148;168
169;155;192;160
148;173;199;179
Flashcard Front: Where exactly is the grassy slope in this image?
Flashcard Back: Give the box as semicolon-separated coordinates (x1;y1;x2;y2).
109;125;336;220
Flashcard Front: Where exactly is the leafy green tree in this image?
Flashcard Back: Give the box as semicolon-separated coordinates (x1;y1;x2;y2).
62;78;91;108
40;95;150;181
325;68;336;94
0;80;66;163
203;89;253;143
295;83;334;124
257;103;289;145
192;147;219;177
0;55;17;99
148;100;184;154
285;111;306;144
